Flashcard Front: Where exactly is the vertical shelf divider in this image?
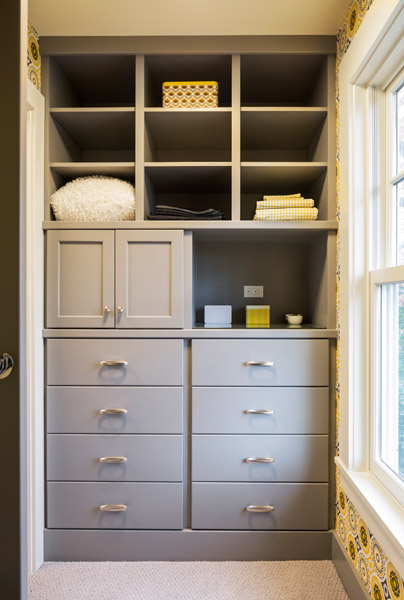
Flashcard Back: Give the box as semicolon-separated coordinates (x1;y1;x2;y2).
135;55;145;221
231;55;241;221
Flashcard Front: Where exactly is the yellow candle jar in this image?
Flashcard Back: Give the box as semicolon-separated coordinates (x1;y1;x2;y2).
246;305;270;328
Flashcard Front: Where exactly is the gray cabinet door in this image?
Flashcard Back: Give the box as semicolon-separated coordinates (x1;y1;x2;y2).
192;387;329;434
46;230;115;328
192;435;328;482
115;230;183;328
47;434;183;482
47;386;183;434
47;482;183;529
47;339;183;386
192;339;329;386
192;483;328;530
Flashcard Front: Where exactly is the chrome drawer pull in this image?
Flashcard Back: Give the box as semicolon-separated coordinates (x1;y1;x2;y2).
99;504;127;512
244;409;275;415
99;456;128;464
99;360;128;367
99;408;128;415
246;505;275;513
245;457;275;464
244;361;275;367
104;305;111;314
117;306;124;314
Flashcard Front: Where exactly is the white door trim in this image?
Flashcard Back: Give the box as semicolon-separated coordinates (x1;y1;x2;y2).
26;80;45;573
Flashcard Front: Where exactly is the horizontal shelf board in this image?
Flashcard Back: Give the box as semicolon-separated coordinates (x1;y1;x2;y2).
145;110;231;152
241;107;328;113
50;162;135;178
145;162;232;168
51;107;135;113
145;108;232;113
51;110;135;150
145;164;231;193
241;163;327;193
241;110;327;151
43;220;338;244
43;328;337;339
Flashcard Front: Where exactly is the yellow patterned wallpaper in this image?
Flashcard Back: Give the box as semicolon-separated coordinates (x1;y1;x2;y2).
336;2;404;598
28;21;41;91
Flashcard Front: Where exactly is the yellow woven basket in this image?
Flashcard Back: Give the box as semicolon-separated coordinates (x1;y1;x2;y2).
162;81;218;108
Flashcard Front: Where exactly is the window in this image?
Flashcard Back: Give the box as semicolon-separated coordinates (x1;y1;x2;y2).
370;69;404;507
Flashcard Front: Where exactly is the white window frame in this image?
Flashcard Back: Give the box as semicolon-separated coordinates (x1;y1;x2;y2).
337;0;404;578
369;68;404;509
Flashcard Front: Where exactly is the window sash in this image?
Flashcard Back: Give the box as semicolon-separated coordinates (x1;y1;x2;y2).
370;266;404;507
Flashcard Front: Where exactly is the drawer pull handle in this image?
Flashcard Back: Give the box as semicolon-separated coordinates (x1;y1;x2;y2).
246;505;275;513
245;457;275;464
104;305;111;314
244;361;275;367
99;504;127;512
244;409;275;415
99;360;128;367
99;456;127;464
117;306;124;314
99;408;128;415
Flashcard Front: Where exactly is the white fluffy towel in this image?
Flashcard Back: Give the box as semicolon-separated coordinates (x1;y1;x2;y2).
50;176;136;221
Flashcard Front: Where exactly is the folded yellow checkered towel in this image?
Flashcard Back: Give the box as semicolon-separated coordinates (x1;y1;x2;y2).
262;194;302;200
257;198;314;209
253;207;318;221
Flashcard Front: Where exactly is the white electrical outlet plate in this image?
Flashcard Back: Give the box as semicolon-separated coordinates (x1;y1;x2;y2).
244;285;264;298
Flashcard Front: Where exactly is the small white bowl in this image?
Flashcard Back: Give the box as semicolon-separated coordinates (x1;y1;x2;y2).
285;313;303;325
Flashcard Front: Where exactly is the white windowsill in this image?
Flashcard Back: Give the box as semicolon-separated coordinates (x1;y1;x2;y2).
335;456;404;576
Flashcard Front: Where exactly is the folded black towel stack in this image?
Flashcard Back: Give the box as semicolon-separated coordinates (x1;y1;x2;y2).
148;205;224;220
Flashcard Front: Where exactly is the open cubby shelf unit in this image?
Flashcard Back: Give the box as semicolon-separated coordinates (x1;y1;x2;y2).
42;45;336;224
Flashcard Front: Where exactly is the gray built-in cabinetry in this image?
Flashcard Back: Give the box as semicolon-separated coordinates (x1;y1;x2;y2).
42;36;337;560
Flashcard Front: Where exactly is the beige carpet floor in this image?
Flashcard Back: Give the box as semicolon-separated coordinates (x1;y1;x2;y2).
28;560;350;599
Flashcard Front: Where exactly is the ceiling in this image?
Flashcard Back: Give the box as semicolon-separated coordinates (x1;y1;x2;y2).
29;0;351;37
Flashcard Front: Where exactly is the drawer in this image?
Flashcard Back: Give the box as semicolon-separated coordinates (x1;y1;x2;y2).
192;435;328;482
47;387;183;434
47;435;183;482
192;340;328;386
192;483;328;530
192;387;328;434
47;482;183;529
47;339;183;386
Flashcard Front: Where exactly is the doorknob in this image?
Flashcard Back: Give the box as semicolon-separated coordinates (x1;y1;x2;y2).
0;353;14;380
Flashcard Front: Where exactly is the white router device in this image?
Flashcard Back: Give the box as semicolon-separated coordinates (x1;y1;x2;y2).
204;305;232;326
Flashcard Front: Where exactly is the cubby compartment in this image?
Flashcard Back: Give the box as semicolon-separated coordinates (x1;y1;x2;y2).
50;108;135;163
144;109;232;162
241;55;328;107
48;166;136;219
240;164;329;221
193;230;332;328
48;55;136;107
144;165;231;220
144;55;232;108
241;109;327;162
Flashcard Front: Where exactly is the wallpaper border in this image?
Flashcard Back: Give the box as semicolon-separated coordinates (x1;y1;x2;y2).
335;2;404;598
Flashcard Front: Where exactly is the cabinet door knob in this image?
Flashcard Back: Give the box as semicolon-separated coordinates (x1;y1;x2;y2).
244;409;275;415
244;361;275;367
117;306;124;314
104;305;111;314
99;504;127;512
244;457;275;463
99;360;128;367
246;505;275;513
99;456;127;464
0;353;14;380
99;408;128;415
